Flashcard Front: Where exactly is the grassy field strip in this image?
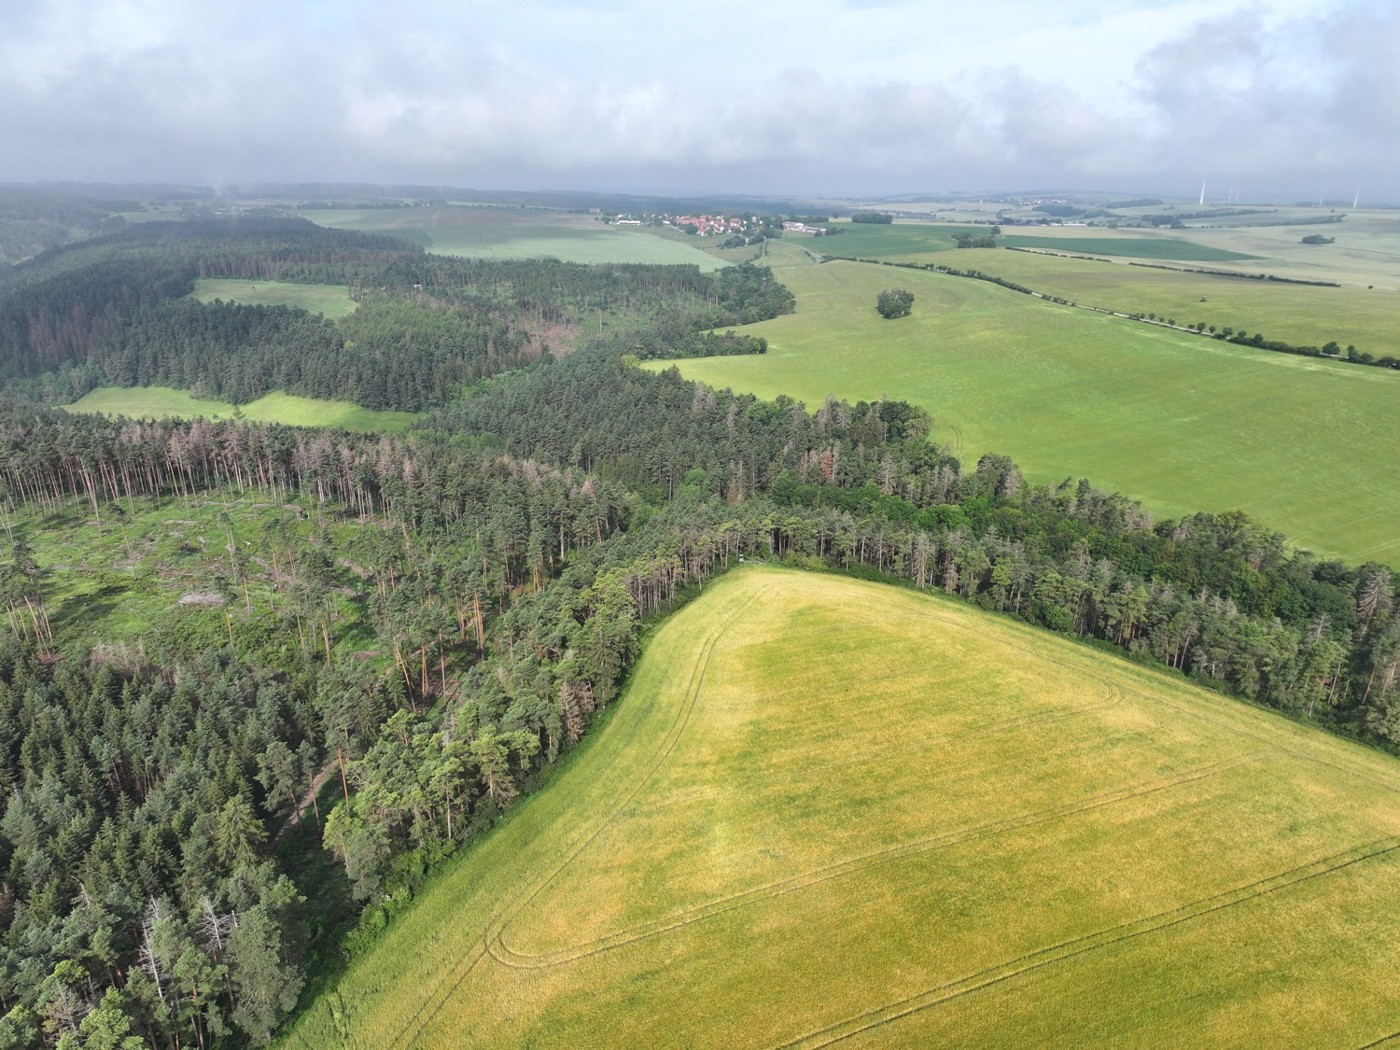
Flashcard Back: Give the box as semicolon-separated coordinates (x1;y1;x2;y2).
377;582;774;1050
299;207;727;270
189;278;357;319
63;386;420;432
488;753;1261;971
1000;234;1257;262
816;224;1255;264
286;569;1400;1048
782;837;1400;1049
660;260;1400;567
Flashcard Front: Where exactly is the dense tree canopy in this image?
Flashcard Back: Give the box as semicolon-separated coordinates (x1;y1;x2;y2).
876;288;914;319
0;224;795;412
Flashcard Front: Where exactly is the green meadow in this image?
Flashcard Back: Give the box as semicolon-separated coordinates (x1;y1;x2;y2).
654;260;1400;567
282;567;1400;1048
63;386;419;432
190;278;358;319
300;206;727;269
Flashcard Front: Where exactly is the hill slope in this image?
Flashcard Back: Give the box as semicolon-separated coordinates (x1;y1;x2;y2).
283;567;1400;1048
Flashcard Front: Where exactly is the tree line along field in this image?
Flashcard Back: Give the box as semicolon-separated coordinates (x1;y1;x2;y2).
281;566;1400;1049
949;247;1400;357
62;386;420;432
658;259;1400;568
298;205;728;269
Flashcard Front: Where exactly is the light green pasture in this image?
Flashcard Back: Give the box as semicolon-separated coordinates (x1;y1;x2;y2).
282;567;1400;1048
1000;233;1257;261
62;386;419;432
817;221;1255;264
190;278;358;319
961;247;1400;356
816;222;963;257
1181;210;1400;287
654;260;1400;567
300;206;727;269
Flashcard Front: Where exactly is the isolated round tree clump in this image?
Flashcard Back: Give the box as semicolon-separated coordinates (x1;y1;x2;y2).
876;288;915;319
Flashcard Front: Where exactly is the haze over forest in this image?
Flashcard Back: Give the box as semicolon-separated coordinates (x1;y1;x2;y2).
3;0;1397;202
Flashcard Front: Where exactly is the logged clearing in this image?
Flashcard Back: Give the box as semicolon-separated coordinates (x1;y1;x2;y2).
63;386;419;432
300;206;727;269
657;260;1400;567
189;278;358;319
14;494;380;656
283;567;1400;1048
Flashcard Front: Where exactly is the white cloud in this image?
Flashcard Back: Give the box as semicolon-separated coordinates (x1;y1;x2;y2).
0;0;1394;198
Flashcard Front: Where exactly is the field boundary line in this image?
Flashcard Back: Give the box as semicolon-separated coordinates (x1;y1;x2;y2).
776;836;1400;1049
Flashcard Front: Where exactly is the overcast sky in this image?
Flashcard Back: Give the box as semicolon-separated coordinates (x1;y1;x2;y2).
2;0;1395;201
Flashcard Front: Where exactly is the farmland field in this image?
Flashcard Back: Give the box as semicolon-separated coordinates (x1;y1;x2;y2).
814;222;965;258
816;222;1255;264
63;386;419;432
299;206;728;269
1000;234;1256;261
818;214;1400;291
1179;210;1400;287
652;260;1400;567
189;278;358;319
955;247;1400;356
282;566;1400;1048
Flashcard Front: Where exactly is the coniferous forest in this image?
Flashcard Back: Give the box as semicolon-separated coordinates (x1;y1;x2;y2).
1;219;1398;1048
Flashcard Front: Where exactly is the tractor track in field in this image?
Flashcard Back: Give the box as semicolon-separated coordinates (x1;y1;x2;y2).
776;836;1400;1049
483;594;1144;972
358;572;1400;1047
486;752;1259;972
1358;1031;1400;1048
382;584;771;1049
